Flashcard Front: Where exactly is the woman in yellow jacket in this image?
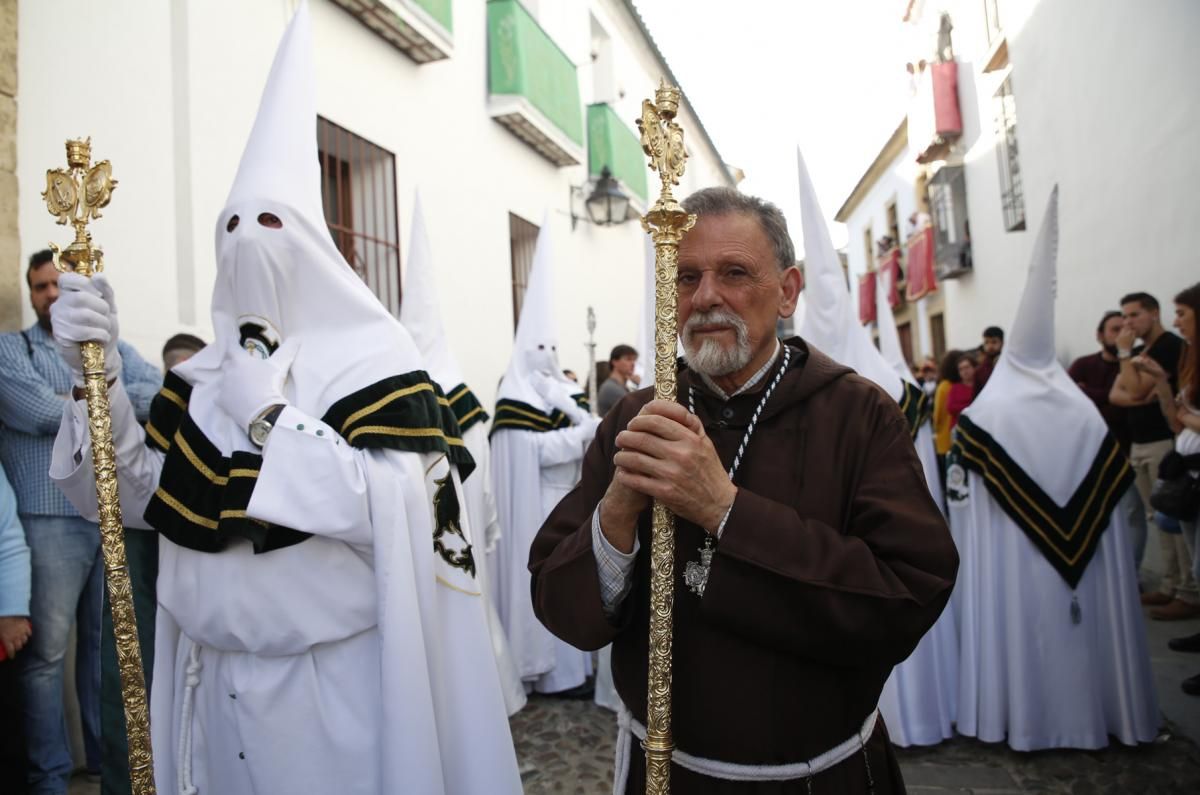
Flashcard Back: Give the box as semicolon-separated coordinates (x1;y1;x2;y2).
932;349;965;490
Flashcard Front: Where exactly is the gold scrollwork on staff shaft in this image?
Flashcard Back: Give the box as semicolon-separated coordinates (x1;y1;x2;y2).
43;140;156;794
637;80;696;795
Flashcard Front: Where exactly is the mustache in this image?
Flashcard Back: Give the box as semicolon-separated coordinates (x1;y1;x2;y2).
683;309;749;340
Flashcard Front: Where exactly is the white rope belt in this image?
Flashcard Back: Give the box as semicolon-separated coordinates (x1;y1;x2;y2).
612;707;879;793
177;641;202;795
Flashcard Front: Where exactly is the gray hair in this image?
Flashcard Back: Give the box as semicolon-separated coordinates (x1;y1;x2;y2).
680;187;796;272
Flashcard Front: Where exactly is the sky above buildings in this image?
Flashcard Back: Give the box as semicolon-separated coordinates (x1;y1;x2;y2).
634;0;913;253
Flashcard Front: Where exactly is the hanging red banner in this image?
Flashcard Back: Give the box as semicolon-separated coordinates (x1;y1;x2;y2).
932;61;963;140
858;271;877;325
905;225;937;301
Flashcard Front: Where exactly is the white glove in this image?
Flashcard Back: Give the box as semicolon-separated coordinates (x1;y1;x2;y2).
215;336;300;431
532;373;588;425
49;272;122;386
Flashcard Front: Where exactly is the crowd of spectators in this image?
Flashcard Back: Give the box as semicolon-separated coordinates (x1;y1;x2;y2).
914;287;1200;698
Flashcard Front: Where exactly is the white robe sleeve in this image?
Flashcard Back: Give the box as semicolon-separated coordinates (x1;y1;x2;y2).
534;418;600;467
49;379;162;530
246;406;372;546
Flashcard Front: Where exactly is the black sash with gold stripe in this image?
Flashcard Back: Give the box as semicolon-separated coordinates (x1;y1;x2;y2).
489;393;589;438
952;415;1133;588
898;380;932;439
444;383;488;434
143;370;474;554
321;371;475;478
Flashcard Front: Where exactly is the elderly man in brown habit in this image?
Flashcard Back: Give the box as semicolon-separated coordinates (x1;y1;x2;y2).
529;187;957;793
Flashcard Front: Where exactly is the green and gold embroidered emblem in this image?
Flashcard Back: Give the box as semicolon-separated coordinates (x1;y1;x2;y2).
432;474;476;578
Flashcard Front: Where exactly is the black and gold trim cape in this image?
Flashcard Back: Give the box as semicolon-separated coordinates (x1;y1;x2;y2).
143;370;474;554
443;382;489;434
898;380;932;439
951;415;1133;589
489;393;590;438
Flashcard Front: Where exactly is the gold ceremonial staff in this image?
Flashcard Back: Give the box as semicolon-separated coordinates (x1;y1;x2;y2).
43;139;157;794
637;81;695;795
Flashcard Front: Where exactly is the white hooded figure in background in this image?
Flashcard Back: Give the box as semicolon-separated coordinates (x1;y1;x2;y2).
399;191;527;716
949;188;1160;750
490;220;601;695
46;5;521;793
796;148;958;748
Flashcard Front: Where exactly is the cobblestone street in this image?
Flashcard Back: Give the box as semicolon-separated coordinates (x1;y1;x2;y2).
511;694;1200;794
513;606;1200;793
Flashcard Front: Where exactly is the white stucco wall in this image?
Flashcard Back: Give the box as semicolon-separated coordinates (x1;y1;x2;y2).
17;0;731;411
842;0;1200;366
943;0;1199;361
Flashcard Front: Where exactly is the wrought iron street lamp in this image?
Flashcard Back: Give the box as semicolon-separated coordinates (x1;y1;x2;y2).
570;166;632;229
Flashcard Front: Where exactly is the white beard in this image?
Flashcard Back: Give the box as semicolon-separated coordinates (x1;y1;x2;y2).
682;309;753;377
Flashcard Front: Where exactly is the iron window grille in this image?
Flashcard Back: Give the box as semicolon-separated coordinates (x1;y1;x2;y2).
317;117;402;316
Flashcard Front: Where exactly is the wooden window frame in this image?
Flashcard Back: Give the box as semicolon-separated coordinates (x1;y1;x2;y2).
509;212;540;332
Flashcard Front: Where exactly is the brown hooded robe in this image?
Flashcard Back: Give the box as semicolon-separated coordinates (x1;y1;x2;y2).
529;339;958;794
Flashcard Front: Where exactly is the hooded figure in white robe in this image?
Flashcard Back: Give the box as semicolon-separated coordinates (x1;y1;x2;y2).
47;6;521;792
490;221;601;695
796;148;958;747
399;192;527;716
948;188;1160;750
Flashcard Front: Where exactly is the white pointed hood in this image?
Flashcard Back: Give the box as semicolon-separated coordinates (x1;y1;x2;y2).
876;266;917;385
176;0;424;455
496;218;578;413
961;187;1108;502
795;147;905;401
399;192;465;391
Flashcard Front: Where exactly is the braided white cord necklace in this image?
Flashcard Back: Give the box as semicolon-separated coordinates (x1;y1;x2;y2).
683;344;791;596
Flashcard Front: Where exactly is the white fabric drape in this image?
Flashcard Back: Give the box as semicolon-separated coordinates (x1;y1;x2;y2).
951;472;1160;750
878;422;958;747
462;423;527;715
794;145;956;745
490;423;597;693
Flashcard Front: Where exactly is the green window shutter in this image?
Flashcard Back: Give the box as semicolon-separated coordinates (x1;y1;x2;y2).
587;103;648;202
412;0;452;34
488;0;584;148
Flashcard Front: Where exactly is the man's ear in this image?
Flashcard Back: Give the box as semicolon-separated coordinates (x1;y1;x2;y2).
778;266;803;319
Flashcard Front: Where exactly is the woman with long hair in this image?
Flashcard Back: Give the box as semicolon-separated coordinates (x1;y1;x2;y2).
947;352;978;428
1135;281;1200;695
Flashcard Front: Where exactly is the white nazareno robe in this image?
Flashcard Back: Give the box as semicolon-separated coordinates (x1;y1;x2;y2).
877;421;959;747
950;469;1160;750
490;421;597;693
460;421;527;715
51;383;522;794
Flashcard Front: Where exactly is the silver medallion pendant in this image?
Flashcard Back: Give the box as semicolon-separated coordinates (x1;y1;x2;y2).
684;538;715;597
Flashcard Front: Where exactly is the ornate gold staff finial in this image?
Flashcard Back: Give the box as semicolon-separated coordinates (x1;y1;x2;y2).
637;79;695;795
42;139;156;794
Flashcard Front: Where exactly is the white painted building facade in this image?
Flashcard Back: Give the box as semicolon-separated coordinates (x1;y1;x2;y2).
838;0;1199;367
15;0;732;409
